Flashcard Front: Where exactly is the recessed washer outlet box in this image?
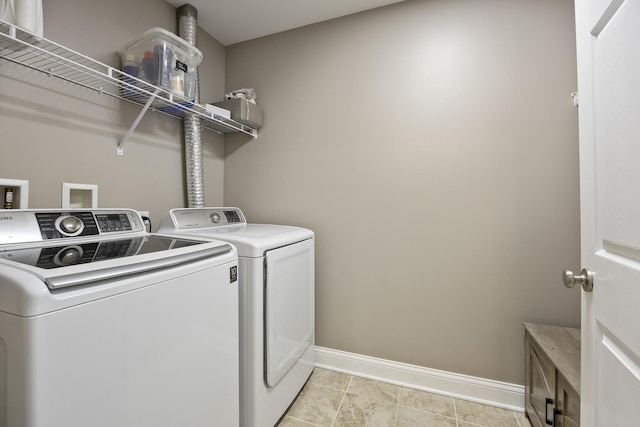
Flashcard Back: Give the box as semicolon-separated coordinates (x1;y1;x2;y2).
62;183;98;209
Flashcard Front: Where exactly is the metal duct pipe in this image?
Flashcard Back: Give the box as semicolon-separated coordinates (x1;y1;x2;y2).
177;4;205;207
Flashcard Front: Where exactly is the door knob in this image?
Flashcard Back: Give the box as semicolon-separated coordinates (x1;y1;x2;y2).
562;268;594;292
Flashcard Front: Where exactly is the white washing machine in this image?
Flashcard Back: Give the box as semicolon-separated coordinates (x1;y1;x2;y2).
0;209;240;427
158;207;315;427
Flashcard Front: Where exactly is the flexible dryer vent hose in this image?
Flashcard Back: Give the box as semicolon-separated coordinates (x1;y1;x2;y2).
177;4;205;208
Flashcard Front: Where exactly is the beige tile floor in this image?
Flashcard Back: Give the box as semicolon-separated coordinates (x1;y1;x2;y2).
278;368;532;427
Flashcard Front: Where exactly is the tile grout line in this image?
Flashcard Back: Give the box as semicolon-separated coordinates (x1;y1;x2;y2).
283;414;325;427
453;398;459;427
330;375;353;427
392;386;401;427
308;382;354;394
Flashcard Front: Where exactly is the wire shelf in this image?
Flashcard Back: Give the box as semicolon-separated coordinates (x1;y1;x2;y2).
0;20;257;143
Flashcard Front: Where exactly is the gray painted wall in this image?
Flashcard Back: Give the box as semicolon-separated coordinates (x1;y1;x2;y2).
0;0;226;226
224;0;580;384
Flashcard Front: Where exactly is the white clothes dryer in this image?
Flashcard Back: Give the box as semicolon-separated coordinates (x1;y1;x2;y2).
0;209;240;427
158;207;315;427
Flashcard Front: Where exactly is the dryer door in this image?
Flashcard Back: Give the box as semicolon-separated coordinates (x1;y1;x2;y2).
264;238;314;387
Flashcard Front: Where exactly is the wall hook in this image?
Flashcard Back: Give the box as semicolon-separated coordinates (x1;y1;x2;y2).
570;92;578;107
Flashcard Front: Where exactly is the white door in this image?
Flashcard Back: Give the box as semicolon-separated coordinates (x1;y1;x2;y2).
575;0;640;425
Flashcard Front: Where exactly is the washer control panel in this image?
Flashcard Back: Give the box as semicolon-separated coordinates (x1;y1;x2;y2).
0;209;145;245
166;207;246;230
38;211;99;239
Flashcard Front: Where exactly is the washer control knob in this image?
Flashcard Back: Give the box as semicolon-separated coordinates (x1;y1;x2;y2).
210;213;221;224
59;216;83;234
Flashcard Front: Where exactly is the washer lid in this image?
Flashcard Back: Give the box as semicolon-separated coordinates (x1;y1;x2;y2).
0;234;232;288
0;234;236;316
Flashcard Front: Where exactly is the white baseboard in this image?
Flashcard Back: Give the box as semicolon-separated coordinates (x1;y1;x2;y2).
314;346;525;412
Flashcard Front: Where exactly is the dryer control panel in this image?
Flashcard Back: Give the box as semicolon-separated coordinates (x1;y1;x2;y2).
0;209;145;245
163;207;246;230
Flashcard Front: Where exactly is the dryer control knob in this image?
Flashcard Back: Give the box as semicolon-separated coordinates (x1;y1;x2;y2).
210;213;221;223
59;216;83;234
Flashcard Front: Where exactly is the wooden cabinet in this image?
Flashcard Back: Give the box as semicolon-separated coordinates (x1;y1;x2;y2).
524;323;580;427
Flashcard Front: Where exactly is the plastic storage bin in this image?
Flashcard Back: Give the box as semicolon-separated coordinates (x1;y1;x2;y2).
121;27;202;100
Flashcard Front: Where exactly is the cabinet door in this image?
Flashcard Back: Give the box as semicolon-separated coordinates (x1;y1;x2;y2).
526;335;556;427
556;373;580;427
